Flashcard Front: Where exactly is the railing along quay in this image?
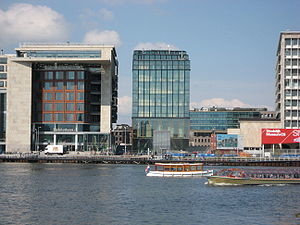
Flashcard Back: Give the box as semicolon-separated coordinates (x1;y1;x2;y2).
0;154;299;166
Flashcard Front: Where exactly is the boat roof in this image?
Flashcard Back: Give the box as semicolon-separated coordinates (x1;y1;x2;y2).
220;168;300;174
154;163;203;166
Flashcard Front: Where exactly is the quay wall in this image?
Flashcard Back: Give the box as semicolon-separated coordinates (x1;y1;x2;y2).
0;155;300;167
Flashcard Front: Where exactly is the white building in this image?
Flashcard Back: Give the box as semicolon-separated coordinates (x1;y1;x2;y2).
276;31;300;128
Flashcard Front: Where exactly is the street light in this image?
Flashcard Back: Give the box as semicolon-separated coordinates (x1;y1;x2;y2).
124;126;127;155
37;126;41;151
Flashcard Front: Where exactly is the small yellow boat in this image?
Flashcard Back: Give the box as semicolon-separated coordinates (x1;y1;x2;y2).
207;168;300;185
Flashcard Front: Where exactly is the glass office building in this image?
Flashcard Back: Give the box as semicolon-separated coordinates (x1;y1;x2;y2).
190;108;266;131
132;50;190;152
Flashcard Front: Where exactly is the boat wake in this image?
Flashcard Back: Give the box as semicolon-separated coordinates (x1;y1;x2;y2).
257;183;290;187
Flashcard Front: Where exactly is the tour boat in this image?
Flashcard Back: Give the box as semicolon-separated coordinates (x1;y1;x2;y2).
145;163;213;177
207;168;300;185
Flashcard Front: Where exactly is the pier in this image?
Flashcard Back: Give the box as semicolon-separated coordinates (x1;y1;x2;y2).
0;154;299;167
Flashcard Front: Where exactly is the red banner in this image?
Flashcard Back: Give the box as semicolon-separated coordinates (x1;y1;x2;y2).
261;129;300;144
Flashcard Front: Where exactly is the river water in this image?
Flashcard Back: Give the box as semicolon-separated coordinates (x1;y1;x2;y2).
0;163;299;225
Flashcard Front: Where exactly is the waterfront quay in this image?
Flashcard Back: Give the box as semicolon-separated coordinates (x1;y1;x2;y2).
0;153;300;167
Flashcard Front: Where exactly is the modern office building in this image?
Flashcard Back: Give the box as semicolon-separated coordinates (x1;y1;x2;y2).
276;31;300;128
6;44;118;153
189;107;273;149
0;55;8;153
132;50;190;153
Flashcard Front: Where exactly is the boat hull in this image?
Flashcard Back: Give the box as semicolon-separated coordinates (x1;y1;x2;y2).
146;170;213;177
207;176;300;186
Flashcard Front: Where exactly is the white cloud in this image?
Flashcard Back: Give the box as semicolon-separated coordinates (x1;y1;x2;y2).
98;0;165;5
0;3;68;45
83;30;122;47
134;42;178;50
118;96;132;115
191;98;252;109
99;8;114;21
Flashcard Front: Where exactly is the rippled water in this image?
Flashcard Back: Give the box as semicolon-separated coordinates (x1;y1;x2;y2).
0;163;299;225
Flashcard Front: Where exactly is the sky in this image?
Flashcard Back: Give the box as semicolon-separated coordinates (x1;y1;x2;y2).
1;0;300;124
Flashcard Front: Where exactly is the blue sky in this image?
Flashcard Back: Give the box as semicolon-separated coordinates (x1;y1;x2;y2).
1;0;300;124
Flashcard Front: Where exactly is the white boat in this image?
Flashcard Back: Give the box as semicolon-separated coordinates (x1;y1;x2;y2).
145;163;213;177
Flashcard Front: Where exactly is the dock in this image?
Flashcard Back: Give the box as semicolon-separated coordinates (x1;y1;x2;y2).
0;154;300;167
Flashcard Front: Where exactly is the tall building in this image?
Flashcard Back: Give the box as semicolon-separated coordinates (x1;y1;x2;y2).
6;44;118;153
276;31;300;128
132;50;190;153
0;55;8;153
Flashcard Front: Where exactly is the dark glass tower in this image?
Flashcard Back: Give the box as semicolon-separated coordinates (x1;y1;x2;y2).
132;50;190;153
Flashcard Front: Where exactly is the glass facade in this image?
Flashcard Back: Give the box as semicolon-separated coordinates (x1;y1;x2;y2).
132;50;190;152
190;109;263;131
17;50;101;58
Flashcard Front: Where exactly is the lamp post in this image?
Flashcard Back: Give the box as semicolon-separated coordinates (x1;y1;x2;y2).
124;126;127;155
37;126;41;152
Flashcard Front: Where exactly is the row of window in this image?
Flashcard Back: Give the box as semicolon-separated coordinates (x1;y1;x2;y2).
41;71;85;80
284;120;300;128
285;110;300;117
285;59;300;66
285;69;300;76
43;103;85;111
133;60;190;70
25;50;101;58
284;100;300;106
43;92;85;101
285;38;300;46
42;113;85;122
43;81;85;90
285;48;300;56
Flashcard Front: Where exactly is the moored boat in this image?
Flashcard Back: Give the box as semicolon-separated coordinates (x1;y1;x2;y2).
207;168;300;185
145;163;213;177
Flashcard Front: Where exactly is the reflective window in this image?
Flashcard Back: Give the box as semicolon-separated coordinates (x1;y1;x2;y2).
66;71;75;80
66;82;75;90
77;81;84;90
44;93;53;100
44;103;52;111
55;82;64;90
44;114;52;121
66;93;74;100
77;92;84;100
55;93;64;100
66;113;75;121
77;114;84;121
44;71;53;80
55;71;64;80
55;103;64;111
54;113;64;121
66;103;74;111
76;103;84;111
44;82;52;90
77;71;85;80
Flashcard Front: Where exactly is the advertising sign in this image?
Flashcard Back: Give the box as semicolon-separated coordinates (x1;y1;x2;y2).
261;129;300;144
217;134;238;149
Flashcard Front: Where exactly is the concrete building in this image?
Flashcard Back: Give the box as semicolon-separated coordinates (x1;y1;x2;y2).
132;50;190;153
228;119;281;156
6;44;118;153
276;31;300;128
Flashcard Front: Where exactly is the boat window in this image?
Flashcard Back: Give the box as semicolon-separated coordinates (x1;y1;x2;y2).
184;166;189;171
157;166;164;171
177;167;183;171
196;166;202;171
190;166;196;171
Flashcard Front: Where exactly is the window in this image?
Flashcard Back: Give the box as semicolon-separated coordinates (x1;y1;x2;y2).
76;103;84;111
66;113;75;121
66;93;74;101
44;103;52;111
77;92;84;100
66;82;75;90
0;65;5;72
77;71;85;80
55;82;64;90
55;93;64;100
54;113;64;121
77;81;84;90
44;71;53;80
66;103;74;111
44;114;52;121
55;103;64;111
44;93;53;100
77;114;84;121
0;73;7;79
66;71;75;80
55;71;64;80
44;82;52;90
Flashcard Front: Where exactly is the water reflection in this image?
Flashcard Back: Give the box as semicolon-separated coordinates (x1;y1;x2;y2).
0;164;299;225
